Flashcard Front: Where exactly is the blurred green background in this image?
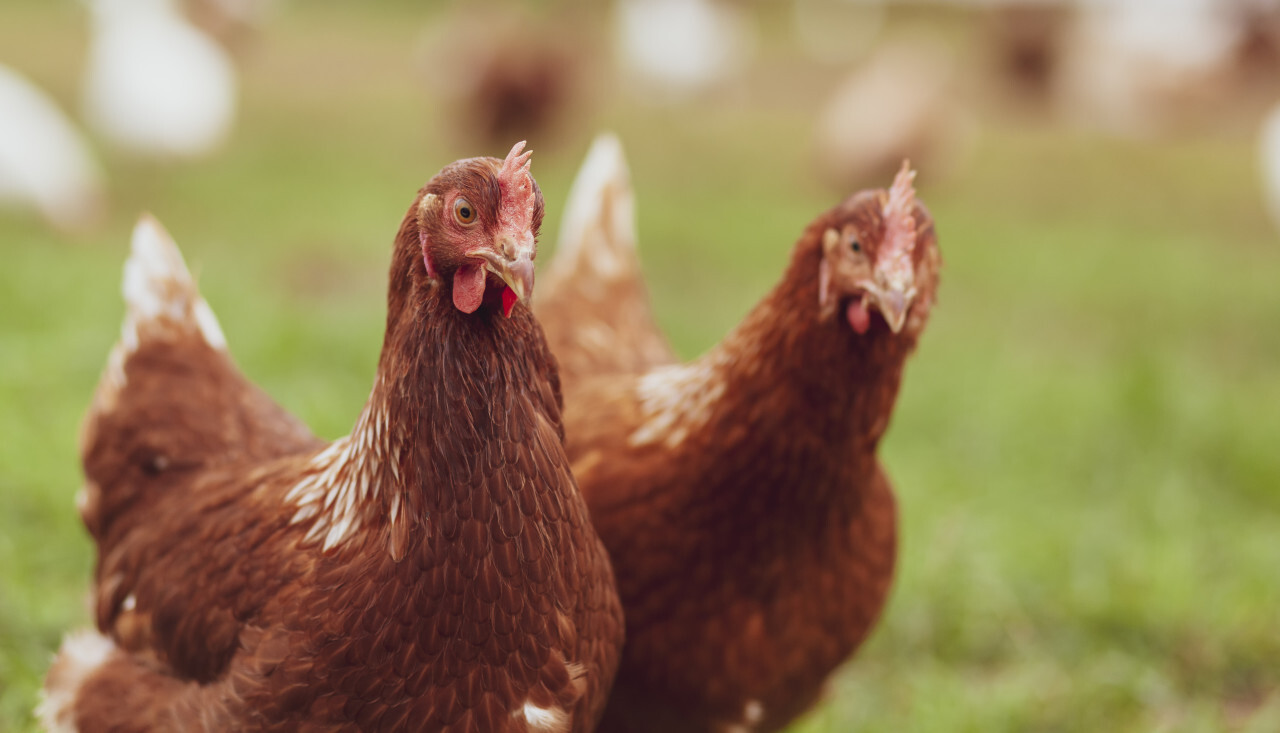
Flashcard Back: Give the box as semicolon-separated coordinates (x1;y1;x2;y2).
2;1;1279;731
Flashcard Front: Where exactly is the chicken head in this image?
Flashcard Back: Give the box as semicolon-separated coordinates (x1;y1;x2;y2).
817;160;937;336
415;140;544;317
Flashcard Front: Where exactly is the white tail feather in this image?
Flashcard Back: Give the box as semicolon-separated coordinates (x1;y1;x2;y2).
88;215;226;419
550;133;636;281
36;629;119;733
121;214;226;351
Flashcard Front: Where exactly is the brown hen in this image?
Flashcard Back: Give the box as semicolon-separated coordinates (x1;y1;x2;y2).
536;138;940;733
40;143;624;733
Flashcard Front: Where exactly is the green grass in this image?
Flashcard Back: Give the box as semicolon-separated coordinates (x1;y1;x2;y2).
2;3;1279;731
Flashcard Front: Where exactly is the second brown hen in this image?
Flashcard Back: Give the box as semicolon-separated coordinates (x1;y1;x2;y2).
537;141;941;733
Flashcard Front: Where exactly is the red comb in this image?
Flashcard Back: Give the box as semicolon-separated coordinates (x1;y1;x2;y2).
880;160;917;286
500;140;533;180
498;141;536;234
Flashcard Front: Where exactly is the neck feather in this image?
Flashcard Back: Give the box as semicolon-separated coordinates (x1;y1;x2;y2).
628;234;919;504
287;279;558;559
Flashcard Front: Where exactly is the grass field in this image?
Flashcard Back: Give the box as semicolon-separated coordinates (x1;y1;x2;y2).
2;2;1279;731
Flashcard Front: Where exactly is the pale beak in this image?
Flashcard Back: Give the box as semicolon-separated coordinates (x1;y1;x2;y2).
857;279;915;334
467;249;535;303
875;286;912;334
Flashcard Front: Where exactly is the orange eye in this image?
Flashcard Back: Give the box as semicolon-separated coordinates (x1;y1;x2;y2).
453;198;477;225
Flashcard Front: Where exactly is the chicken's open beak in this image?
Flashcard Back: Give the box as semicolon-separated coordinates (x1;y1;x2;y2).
858;280;916;334
467;249;535;303
875;285;913;334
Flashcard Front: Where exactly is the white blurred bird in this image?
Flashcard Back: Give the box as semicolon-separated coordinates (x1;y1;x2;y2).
1259;101;1280;234
84;0;237;158
0;64;105;232
614;0;754;98
1055;0;1241;137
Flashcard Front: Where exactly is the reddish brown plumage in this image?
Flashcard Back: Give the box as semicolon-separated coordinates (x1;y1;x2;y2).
44;152;623;732
538;165;940;732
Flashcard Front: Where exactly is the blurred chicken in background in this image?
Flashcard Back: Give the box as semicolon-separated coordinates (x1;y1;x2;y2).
1055;0;1280;137
421;7;589;150
615;0;755;99
180;0;275;53
0;64;105;233
1259;102;1280;234
814;38;974;188
1233;0;1280;84
981;1;1068;104
84;0;238;159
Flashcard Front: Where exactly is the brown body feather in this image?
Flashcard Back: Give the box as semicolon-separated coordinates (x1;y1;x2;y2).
539;163;940;733
46;155;624;732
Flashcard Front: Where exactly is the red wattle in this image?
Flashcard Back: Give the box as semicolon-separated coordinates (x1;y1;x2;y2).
501;286;519;318
847;300;871;334
452;264;486;314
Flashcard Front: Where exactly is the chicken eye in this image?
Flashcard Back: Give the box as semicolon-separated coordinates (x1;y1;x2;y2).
850;237;862;253
454;198;477;225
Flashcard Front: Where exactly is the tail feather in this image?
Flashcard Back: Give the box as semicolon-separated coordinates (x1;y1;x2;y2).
37;629;116;731
121;214;226;352
79;215;316;543
89;216;224;421
40;627;235;732
537;133;673;383
548;133;637;284
37;629;119;733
